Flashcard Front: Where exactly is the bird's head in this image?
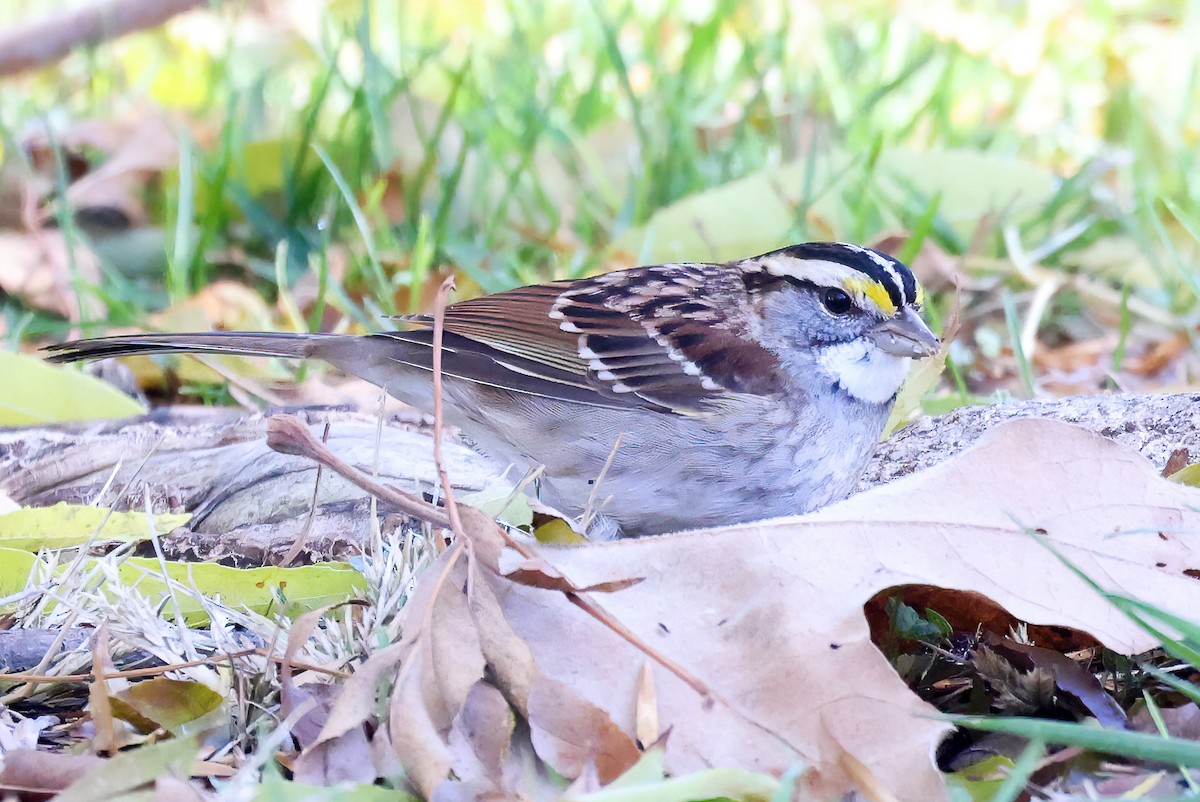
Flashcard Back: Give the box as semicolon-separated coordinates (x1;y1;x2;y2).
742;242;939;404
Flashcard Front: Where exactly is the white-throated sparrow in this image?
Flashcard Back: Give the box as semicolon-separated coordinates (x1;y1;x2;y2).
46;242;938;538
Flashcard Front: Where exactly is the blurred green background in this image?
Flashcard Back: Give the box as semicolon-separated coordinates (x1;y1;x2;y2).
1;0;1198;409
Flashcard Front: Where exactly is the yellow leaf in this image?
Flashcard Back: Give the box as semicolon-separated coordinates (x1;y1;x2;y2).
1169;462;1200;487
0;548;365;625
615;148;1056;265
946;755;1015;802
0;353;145;425
0;503;191;550
533;518;587;545
116;559;367;624
109;678;226;736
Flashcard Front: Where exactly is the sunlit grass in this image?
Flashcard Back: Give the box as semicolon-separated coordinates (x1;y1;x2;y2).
0;0;1197;396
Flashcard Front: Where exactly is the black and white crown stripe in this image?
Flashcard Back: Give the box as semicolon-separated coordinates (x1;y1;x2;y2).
756;242;920;310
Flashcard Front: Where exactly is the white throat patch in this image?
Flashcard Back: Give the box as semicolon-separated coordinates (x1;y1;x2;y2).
818;339;911;404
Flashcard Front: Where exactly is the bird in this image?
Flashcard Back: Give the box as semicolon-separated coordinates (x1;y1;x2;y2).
46;242;939;539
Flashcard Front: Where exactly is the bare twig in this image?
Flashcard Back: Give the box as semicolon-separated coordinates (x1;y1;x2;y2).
0;646;350;684
581;431;623;532
430;276;464;551
264;413;716;701
87;624;116;755
280;422;331;567
267;415;452;530
0;0;213;77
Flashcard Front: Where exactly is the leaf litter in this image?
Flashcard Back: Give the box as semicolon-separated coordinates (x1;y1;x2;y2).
2;414;1199;799
260;415;1198;800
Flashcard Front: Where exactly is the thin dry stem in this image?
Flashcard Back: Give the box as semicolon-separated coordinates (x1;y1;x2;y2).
265;413;717;702
266;415;452;529
280;422;331;567
0;646;350;684
431;275;465;551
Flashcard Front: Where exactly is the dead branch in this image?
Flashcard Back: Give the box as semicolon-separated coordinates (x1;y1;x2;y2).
0;0;214;77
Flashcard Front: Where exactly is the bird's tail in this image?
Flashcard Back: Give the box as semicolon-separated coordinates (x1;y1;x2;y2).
43;332;346;363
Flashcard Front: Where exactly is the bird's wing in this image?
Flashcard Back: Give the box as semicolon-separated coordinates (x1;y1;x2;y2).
395;265;786;413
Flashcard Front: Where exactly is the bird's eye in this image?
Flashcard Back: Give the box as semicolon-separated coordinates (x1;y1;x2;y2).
822;288;853;315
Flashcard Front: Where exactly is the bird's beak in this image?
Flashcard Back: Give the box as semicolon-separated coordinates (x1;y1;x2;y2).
869;307;940;358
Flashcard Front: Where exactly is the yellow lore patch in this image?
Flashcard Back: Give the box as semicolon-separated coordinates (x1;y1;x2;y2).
843;277;897;316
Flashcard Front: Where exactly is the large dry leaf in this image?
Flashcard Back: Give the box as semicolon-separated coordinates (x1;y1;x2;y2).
26;112;181;227
313;418;1199;799
0;230;100;318
476;418;1200;800
297;507;639;799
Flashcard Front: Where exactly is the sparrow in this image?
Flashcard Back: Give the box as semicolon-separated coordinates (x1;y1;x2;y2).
46;242;939;539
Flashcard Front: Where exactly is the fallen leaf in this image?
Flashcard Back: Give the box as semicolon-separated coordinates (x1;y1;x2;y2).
451;418;1200;800
87;624;117;756
114;558;367;625
0;352;144;425
109;678;226;737
0;503;191;550
0;230;101;318
1163;448;1189;478
55;735;200;802
282;601;371;783
498;553;643;594
386;546;487;796
299;511;640;798
982;635;1127;727
291;641;406;786
615;148;1056;264
528;677;642;784
0;750;104;798
27;112;181;228
1131;702;1200;740
0;547;366;625
440;680;516;796
634;663;659;749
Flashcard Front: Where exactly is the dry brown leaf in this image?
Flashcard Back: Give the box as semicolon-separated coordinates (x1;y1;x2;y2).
291;641;405;785
499;553;643;594
983;634;1126;726
0;750;104;797
1132;702;1200;740
472;418;1200;800
25;112;181;227
527;677;642;784
635;662;660;748
871;234;965;295
387;550;487;797
1164;448;1190;478
88;624;117;756
295;506;640;797
437;681;516;800
281;600;367;777
0;229;100;319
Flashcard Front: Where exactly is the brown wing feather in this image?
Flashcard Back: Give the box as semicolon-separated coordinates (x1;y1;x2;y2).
407;283;588;378
553;264;787;409
400;265;787;413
